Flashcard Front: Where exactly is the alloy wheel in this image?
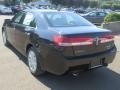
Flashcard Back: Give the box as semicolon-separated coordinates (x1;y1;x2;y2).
28;50;37;73
2;31;7;45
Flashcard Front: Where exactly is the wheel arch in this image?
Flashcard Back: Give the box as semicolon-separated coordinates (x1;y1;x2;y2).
2;25;5;33
26;43;46;75
2;20;8;32
26;44;33;55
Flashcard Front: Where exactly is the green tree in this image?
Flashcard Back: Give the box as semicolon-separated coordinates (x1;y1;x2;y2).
50;0;64;5
101;3;111;9
50;0;86;7
82;0;90;8
89;0;99;8
112;4;120;10
23;0;32;3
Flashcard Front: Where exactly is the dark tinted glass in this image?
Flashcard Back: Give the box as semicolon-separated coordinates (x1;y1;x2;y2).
30;19;36;27
21;12;36;27
12;12;24;23
44;12;93;27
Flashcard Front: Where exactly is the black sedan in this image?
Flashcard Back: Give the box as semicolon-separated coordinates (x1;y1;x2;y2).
2;9;116;76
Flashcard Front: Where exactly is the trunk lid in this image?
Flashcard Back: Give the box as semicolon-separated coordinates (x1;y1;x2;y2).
53;26;114;57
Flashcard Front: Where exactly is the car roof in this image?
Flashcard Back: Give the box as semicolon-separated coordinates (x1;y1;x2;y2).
23;9;69;13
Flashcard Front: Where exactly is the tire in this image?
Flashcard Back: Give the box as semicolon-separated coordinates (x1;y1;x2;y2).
2;30;10;47
27;47;45;76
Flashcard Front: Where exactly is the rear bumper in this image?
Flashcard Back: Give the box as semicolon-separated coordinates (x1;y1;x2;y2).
42;46;116;75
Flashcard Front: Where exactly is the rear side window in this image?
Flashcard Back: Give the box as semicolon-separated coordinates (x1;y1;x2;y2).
30;19;36;27
22;13;36;27
12;13;24;23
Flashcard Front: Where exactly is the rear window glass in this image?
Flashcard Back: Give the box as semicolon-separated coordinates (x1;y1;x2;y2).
43;12;93;27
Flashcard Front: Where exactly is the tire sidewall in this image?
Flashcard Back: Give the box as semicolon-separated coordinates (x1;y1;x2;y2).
27;47;45;76
2;30;8;46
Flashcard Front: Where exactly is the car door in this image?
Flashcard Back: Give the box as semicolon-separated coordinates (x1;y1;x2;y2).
96;12;106;24
14;12;36;54
6;12;23;46
86;12;97;24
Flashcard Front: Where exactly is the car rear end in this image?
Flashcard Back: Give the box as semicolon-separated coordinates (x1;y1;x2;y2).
41;27;116;75
39;11;116;75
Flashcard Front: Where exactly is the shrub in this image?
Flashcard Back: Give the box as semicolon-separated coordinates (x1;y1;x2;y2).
101;4;111;9
104;13;120;23
112;4;120;10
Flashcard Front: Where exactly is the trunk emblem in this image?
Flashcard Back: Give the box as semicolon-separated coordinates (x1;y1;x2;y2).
95;37;100;46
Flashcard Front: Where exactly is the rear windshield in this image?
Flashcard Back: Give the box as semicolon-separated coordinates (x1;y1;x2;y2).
43;12;94;27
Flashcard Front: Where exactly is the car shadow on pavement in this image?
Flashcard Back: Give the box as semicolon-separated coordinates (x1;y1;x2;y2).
37;68;120;90
7;45;120;90
7;45;28;65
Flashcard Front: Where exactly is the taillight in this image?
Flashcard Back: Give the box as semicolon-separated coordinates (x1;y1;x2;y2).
53;35;94;46
100;34;114;43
